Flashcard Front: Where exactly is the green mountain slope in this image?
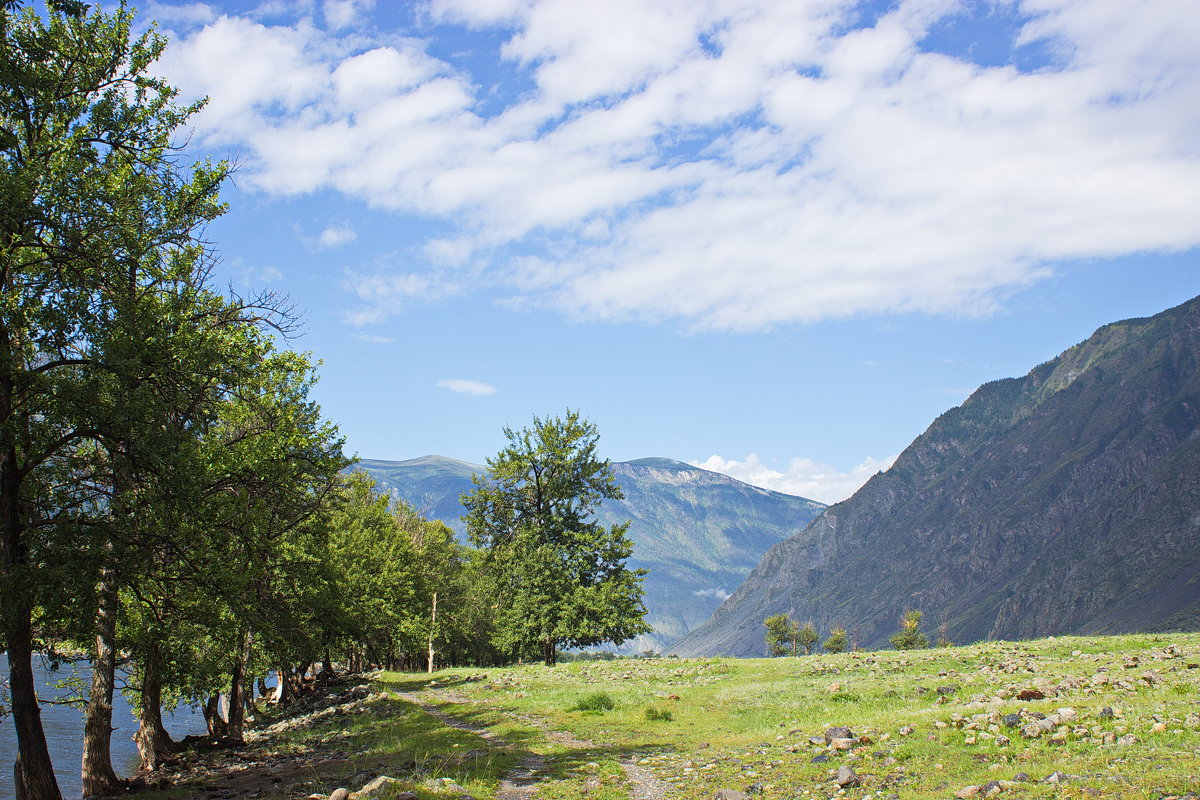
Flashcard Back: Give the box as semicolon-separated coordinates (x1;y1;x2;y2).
670;295;1200;656
355;456;825;652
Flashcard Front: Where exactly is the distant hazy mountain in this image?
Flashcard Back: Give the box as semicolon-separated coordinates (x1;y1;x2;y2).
670;295;1200;657
355;455;825;652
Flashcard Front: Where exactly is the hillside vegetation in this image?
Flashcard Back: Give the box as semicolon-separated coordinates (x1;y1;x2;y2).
143;632;1200;800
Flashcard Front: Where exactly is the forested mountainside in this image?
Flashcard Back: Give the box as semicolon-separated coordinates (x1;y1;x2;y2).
670;295;1200;656
357;456;825;651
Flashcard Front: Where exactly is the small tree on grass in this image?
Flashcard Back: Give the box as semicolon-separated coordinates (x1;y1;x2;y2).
797;621;820;655
823;627;849;654
763;614;794;656
889;609;930;650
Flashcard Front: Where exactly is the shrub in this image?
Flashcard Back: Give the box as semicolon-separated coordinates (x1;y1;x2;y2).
570;692;616;712
643;706;674;721
890;610;930;650
823;627;849;654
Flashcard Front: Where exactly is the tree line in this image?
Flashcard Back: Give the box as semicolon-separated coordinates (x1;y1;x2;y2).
0;5;648;799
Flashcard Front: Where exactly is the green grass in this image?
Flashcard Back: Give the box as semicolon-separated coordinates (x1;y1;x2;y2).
137;633;1200;799
420;633;1200;799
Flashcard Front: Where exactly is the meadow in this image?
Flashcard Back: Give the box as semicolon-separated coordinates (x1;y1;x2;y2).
146;633;1200;800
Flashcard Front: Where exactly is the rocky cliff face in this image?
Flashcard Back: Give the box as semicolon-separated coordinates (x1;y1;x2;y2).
356;455;825;652
670;296;1200;656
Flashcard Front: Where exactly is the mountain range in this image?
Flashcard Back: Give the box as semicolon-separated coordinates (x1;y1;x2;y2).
670;295;1200;656
355;455;826;652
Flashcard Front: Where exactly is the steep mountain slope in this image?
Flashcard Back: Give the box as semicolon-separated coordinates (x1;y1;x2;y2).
670;295;1200;656
356;456;825;651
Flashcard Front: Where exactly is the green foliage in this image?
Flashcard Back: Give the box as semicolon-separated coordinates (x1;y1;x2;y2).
763;614;794;657
570;691;616;712
823;627;849;654
643;706;673;721
797;621;820;655
889;610;930;650
462;411;650;665
764;614;821;656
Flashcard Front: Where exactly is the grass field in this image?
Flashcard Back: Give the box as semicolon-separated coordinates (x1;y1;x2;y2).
144;633;1200;800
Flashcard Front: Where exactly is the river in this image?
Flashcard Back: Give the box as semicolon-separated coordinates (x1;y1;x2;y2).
0;652;208;800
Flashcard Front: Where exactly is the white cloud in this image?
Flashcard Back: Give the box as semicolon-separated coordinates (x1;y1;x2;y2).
158;0;1200;330
317;225;357;249
693;587;731;602
691;452;898;505
437;378;497;396
323;0;374;30
354;333;395;343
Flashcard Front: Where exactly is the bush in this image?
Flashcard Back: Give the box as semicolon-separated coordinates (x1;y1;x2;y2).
643;706;673;721
823;627;849;653
570;691;616;712
889;610;930;650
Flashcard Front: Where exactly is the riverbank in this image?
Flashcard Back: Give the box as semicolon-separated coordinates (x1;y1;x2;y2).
132;632;1200;800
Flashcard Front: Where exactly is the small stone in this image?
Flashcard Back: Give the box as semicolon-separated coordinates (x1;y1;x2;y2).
835;765;861;788
831;738;855;750
1056;707;1078;723
353;776;402;799
330;790;350;800
1012;772;1031;783
1117;734;1138;746
811;753;830;764
1002;713;1021;728
1150;722;1168;734
713;791;752;800
994;734;1010;746
955;786;980;798
937;685;960;696
1098;707;1115;720
1044;771;1067;784
898;725;914;736
825;726;854;743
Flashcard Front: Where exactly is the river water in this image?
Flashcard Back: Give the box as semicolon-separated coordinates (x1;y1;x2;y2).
0;652;208;800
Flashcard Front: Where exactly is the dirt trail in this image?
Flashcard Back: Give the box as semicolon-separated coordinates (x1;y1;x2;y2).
394;689;669;800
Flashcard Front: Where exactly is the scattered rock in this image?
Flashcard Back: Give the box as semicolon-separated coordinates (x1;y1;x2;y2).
1117;734;1138;746
830;737;855;750
811;753;830;764
712;790;751;800
1098;707;1115;720
824;725;854;743
352;776;402;799
1016;689;1044;701
937;685;960;696
955;786;980;798
1043;771;1067;784
834;765;861;788
1012;772;1031;783
329;790;350;800
1002;713;1021;728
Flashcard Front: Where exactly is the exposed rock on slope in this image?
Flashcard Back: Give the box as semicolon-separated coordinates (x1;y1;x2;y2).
670;296;1200;656
356;456;825;652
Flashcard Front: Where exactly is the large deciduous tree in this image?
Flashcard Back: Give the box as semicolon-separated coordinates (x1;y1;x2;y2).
463;411;649;666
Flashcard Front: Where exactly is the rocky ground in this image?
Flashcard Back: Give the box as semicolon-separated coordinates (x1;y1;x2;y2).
137;634;1200;800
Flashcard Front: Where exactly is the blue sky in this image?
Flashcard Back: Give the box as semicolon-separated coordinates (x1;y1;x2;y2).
144;0;1200;503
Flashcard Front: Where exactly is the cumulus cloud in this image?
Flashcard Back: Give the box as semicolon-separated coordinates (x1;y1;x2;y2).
317;225;357;249
437;378;497;396
693;587;731;602
156;0;1200;330
691;452;898;505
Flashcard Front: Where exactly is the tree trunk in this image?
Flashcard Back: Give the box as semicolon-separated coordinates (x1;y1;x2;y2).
1;399;63;800
427;592;437;674
542;637;557;666
203;694;227;739
226;630;252;742
81;565;123;796
135;641;175;771
272;667;289;705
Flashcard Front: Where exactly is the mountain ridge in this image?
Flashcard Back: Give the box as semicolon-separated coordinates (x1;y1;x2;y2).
670;295;1200;656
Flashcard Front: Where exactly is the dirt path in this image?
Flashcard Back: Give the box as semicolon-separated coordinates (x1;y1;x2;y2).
393;689;670;800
